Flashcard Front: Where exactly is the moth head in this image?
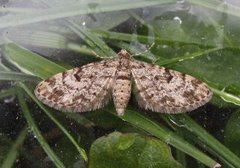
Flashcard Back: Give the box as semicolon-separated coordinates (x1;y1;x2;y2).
118;49;131;59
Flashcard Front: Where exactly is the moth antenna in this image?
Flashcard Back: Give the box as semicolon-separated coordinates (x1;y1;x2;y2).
130;42;155;57
91;50;102;58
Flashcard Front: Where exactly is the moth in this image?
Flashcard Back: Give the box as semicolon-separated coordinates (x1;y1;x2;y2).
34;50;212;116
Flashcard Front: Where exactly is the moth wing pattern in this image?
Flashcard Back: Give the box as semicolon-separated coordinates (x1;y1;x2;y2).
34;59;118;112
130;60;212;113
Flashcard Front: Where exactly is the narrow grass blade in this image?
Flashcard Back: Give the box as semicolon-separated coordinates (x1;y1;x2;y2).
93;30;216;47
63;112;94;128
67;43;99;56
0;127;27;168
0;88;16;99
0;62;10;71
3;43;66;79
129;11;154;32
188;0;240;17
170;114;240;168
0;71;38;81
19;83;88;162
155;47;222;65
67;21;116;56
0;0;176;29
93;30;158;44
7;30;68;49
66;22;108;57
210;87;240;106
17;89;65;168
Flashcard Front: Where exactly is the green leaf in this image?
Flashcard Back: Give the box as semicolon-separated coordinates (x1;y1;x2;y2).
224;109;240;157
89;132;182;168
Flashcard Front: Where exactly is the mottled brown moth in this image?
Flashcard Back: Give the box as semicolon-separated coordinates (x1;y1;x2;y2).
35;50;212;116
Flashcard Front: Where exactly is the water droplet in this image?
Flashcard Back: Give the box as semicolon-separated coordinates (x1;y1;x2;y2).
207;55;211;60
177;0;185;4
173;16;182;24
4;96;15;103
162;45;168;48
